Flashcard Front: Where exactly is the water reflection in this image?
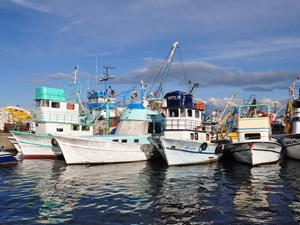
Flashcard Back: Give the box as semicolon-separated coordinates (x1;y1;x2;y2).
0;154;67;224
154;163;224;224
35;159;167;224
2;155;300;224
280;159;300;223
229;162;282;224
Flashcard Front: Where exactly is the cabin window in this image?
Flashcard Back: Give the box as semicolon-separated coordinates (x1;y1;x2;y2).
169;109;179;117
180;108;186;117
72;125;79;131
113;139;118;142
122;139;127;143
155;122;161;133
57;128;63;132
134;139;139;143
245;133;261;140
195;133;198;140
36;100;41;107
190;133;194;140
67;103;75;110
51;102;60;109
195;110;200;118
187;109;192;117
82;126;90;131
148;122;153;133
41;100;49;107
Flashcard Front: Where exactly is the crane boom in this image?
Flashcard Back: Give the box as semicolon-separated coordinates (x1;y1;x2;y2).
217;92;236;123
156;41;179;98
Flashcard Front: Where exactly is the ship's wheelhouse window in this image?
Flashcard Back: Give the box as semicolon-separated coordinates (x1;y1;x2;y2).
187;109;192;117
195;110;200;118
67;103;75;110
148;122;153;133
169;109;179;117
72;125;79;131
51;102;60;109
41;100;49;107
245;133;261;140
190;133;194;140
195;133;198;140
82;126;90;131
155;122;161;133
180;108;186;117
36;100;41;107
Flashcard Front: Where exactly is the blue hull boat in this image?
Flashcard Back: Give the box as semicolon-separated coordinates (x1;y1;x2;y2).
0;152;18;165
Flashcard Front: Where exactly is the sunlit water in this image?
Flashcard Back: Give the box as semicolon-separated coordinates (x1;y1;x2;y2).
1;153;300;224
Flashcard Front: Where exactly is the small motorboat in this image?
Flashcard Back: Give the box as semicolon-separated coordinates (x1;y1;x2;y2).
0;151;18;165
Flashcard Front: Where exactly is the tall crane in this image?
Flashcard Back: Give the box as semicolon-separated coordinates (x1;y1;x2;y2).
156;42;179;98
216;92;236;123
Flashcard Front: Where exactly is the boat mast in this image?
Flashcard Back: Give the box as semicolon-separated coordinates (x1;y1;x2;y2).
100;66;115;134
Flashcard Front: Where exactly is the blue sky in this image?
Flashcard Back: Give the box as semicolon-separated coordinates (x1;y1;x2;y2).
1;0;300;116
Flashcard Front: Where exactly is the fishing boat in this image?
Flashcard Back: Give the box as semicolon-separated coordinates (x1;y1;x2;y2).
48;41;185;165
150;90;226;166
226;103;282;166
279;78;300;159
87;65;119;129
10;68;94;159
49;99;165;165
0;151;18;165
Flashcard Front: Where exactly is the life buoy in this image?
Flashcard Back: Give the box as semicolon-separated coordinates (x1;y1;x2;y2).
200;142;208;151
51;138;59;146
269;113;273;124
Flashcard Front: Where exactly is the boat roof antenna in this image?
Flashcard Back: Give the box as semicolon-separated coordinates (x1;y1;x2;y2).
100;66;115;96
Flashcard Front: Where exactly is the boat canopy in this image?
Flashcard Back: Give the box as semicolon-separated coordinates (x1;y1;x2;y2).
164;91;193;108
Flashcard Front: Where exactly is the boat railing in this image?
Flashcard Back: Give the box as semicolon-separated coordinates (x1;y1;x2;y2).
164;119;202;131
33;110;85;124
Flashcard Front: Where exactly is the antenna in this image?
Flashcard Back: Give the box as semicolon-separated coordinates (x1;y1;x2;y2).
100;66;115;96
74;66;77;84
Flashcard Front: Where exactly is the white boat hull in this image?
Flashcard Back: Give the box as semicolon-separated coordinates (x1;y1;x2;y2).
10;131;62;159
226;141;282;166
50;134;160;165
279;134;300;160
158;138;221;166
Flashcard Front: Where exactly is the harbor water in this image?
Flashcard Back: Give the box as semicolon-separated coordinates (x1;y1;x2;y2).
1;153;300;224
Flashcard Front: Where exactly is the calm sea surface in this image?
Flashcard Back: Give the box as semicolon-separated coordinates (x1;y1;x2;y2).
1;153;300;225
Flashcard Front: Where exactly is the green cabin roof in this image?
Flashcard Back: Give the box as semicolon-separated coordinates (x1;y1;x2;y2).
35;87;66;101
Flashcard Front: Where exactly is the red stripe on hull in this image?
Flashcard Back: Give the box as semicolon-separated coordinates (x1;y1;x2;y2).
23;155;59;159
0;162;18;166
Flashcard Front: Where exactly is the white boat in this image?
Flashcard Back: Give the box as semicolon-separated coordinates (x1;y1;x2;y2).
226;103;282;166
150;90;225;166
10;68;94;159
279;78;300;159
49;101;165;165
